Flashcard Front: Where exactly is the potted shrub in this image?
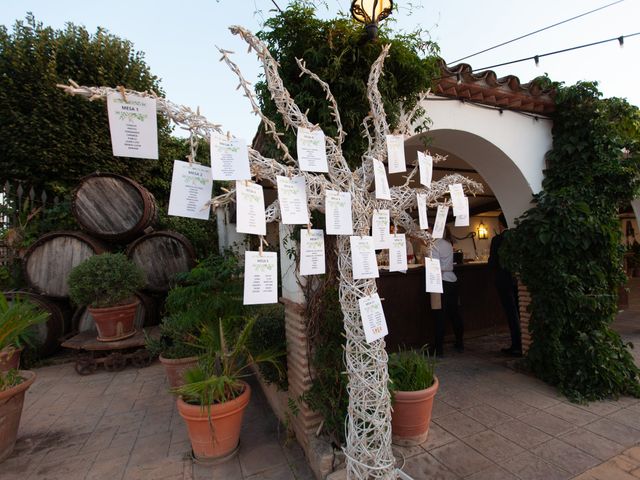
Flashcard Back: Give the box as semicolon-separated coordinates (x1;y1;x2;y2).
388;347;438;446
173;317;283;463
0;292;46;462
68;253;145;341
0;293;47;371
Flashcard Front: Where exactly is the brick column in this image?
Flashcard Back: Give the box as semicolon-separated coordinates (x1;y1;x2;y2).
518;281;532;353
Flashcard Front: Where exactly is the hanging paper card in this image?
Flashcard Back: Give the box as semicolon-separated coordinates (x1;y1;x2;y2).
358;293;388;343
276;176;309;225
417;151;433;187
325;190;353;235
236;181;266;235
425;257;443;293
386;134;406;174
350;236;379;279
449;184;466;216
373;159;391;200
300;229;326;275
371;209;391;250
454;197;470;227
417;193;429;230
432;205;449;239
389;234;408;273
210;134;251;180
107;92;158;159
243;251;278;305
168;160;213;220
297;127;328;172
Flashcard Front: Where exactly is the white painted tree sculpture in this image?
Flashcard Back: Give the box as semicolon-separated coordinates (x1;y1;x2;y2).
59;26;482;479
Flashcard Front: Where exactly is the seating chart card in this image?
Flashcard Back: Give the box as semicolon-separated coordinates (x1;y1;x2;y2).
371;209;391;250
350;236;379;279
297;127;328;172
236;181;266;235
386;134;406;174
425;257;443;293
389;234;408;273
276;176;309;225
358;293;388;344
243;251;278;305
325;190;353;235
417;151;433;187
449;183;466;216
417;193;429;230
432;205;449;239
107;92;158;159
210;133;251;181
300;229;326;275
454;197;470;227
373;159;391;200
168;160;213;220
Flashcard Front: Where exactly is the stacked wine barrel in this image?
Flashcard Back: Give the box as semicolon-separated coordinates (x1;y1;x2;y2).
8;173;196;357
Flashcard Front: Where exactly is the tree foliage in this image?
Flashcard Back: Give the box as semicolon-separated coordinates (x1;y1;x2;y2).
501;81;640;401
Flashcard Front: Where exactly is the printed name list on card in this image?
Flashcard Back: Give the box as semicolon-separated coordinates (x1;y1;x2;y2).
350;236;379;280
107;92;158;159
236;181;266;236
297;127;328;172
358;293;389;344
276;176;309;225
325;190;353;235
300;229;326;275
454;196;470;227
425;257;443;293
168;160;213;220
386;134;406;174
417;151;433;187
373;159;391;200
432;205;449;239
417;193;429;230
210;134;251;181
449;183;466;216
389;234;408;273
243;251;278;305
372;209;391;250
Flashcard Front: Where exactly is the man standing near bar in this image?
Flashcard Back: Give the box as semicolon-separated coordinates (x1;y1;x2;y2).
489;213;522;357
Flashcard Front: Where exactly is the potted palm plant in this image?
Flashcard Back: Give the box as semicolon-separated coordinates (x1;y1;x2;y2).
68;253;146;341
0;292;47;462
388;347;438;446
0;293;47;371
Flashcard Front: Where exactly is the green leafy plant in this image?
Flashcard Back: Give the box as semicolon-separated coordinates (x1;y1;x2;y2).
388;347;435;393
68;253;146;308
247;304;288;390
0;292;48;352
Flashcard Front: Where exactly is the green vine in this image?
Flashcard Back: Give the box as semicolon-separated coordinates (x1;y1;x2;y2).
501;81;640;402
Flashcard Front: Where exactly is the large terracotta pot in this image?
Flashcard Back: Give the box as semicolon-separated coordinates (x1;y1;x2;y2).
0;347;23;372
391;376;439;446
0;370;36;462
159;354;199;389
88;298;139;342
177;381;251;462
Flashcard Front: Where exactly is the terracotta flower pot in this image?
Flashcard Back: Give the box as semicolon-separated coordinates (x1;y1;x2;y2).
177;381;251;462
0;370;36;462
159;354;199;389
88;298;139;342
391;376;439;446
0;347;23;372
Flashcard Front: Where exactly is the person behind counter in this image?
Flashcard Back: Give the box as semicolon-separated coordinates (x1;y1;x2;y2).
431;226;464;356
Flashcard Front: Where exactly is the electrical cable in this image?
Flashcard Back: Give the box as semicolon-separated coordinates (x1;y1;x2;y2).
270;0;283;13
448;0;624;64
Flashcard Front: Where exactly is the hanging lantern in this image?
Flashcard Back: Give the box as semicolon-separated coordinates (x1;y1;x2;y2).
477;221;489;240
350;0;394;41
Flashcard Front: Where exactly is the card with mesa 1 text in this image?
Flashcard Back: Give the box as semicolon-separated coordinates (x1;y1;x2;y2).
107;92;158;159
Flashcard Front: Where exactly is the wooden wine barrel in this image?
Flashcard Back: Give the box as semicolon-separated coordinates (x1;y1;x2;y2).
72;292;159;334
126;231;196;292
23;231;108;298
4;292;69;357
72;173;157;242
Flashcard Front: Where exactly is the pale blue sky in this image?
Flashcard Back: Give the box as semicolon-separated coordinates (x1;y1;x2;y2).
2;0;639;142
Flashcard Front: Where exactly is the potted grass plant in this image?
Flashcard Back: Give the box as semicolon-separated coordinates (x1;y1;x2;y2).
0;292;47;462
0;293;48;371
388;347;438;446
68;253;145;341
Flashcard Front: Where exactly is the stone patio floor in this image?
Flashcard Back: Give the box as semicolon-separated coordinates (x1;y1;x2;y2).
2;281;640;479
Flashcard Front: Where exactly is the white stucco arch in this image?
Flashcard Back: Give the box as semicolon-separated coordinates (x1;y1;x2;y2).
410;96;554;226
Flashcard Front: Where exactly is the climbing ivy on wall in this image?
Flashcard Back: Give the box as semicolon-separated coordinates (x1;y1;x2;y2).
501;81;640;401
